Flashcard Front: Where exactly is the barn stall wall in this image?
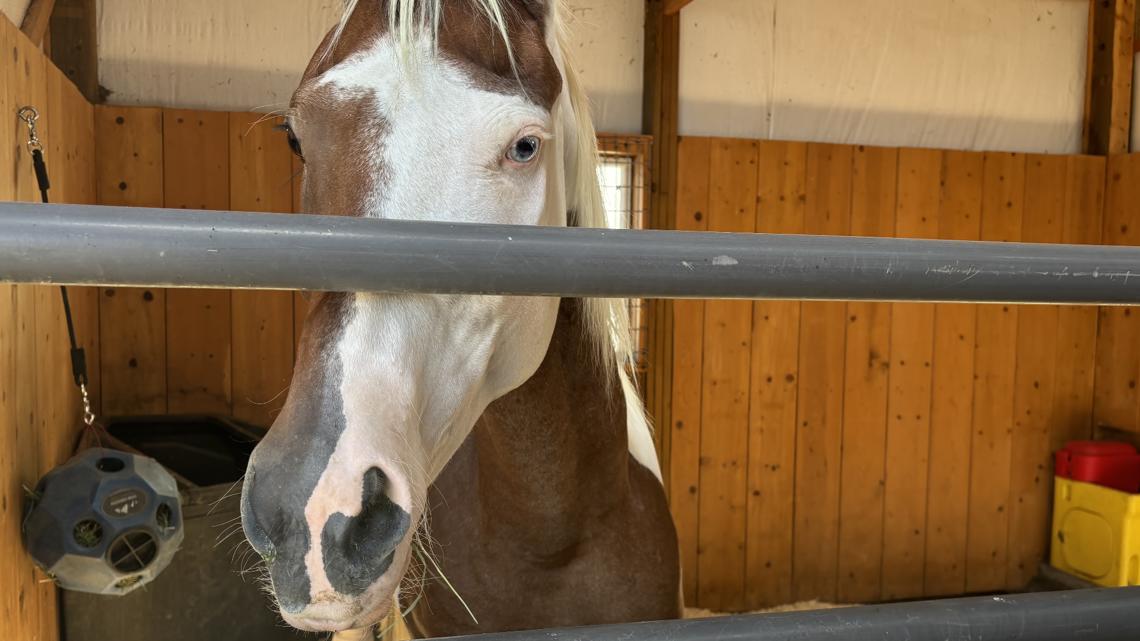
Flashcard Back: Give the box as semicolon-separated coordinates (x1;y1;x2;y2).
92;106;304;425
1;16;99;641
667;138;1140;611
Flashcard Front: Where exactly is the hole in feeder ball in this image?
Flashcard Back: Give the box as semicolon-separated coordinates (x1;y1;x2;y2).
73;520;104;548
108;531;159;572
95;457;126;473
156;504;175;532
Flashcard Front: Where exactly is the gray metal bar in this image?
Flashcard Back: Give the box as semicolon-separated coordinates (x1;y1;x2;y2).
437;588;1140;641
1;202;1140;304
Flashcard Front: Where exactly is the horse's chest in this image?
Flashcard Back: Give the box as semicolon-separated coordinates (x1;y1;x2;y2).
407;461;680;637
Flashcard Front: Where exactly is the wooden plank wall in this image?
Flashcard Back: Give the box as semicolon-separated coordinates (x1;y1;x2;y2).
1095;154;1140;433
92;106;299;422
1;16;98;641
670;137;1109;610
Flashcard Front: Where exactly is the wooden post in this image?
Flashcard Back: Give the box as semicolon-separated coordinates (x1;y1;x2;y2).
19;0;57;46
1084;0;1136;154
48;0;100;103
643;0;682;489
664;0;695;15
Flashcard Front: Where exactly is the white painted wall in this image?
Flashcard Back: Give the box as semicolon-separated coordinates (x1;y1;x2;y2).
0;0;29;26
679;0;1090;153
564;0;645;134
2;0;1116;152
95;0;645;134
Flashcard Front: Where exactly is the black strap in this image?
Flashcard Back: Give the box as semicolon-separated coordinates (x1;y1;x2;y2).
31;148;89;388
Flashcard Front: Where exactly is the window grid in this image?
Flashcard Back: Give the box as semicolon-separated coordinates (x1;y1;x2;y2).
596;134;652;390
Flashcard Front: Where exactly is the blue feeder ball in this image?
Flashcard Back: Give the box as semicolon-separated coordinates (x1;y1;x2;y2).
22;448;184;595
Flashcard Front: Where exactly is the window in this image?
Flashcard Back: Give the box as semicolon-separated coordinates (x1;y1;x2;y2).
596;135;652;389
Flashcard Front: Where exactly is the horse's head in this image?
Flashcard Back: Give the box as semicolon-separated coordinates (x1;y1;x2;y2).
239;0;616;632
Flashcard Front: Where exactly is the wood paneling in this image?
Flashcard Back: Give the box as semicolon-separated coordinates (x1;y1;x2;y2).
836;145;895;604
0;30;17;641
228;112;295;427
163;110;232;415
696;139;757;611
1005;155;1065;588
1053;156;1103;451
744;140;805;609
1096;154;1140;434
793;144;852;603
925;150;984;597
86;107;303;430
672;138;1122;609
670;137;711;605
2;16;98;641
95;106;167;416
965;152;1025;593
882;148;939;601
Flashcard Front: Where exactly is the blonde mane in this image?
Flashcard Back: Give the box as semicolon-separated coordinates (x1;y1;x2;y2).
332;0;638;383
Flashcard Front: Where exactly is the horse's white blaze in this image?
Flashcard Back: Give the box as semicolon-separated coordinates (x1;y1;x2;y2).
312;33;567;467
300;301;421;603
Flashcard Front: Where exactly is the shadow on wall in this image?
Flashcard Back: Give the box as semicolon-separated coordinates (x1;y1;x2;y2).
678;100;1084;155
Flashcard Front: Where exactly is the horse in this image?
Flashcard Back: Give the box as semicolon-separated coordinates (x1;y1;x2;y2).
238;0;680;634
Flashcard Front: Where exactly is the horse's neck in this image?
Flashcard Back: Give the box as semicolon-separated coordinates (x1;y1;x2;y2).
471;298;631;545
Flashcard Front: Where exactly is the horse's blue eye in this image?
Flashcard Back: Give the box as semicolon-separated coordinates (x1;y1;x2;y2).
507;136;541;163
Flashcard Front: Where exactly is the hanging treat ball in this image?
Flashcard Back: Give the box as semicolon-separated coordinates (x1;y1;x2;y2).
22;448;184;595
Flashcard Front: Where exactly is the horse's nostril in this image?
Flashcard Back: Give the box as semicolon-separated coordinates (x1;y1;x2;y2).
361;467;388;505
321;466;411;596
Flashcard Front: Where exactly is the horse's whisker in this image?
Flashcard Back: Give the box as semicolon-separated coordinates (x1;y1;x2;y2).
208;476;245;516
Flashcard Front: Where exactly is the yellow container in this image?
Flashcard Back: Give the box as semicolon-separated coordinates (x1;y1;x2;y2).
1050;476;1140;587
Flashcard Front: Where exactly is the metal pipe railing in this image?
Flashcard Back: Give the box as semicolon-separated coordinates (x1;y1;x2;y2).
436;588;1140;641
1;202;1139;304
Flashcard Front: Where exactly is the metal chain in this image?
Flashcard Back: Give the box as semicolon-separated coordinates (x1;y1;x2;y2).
17;106;43;153
80;383;96;428
19;105;97;431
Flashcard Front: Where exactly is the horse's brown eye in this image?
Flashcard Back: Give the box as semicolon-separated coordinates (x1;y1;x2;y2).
507;136;541;164
276;122;304;161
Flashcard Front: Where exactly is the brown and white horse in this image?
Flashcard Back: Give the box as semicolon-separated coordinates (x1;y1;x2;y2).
239;0;680;635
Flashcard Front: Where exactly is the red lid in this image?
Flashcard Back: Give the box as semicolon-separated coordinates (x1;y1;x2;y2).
1063;441;1137;456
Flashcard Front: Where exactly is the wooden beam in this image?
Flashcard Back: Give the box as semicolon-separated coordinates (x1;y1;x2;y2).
1084;0;1136;154
664;0;694;15
48;0;100;103
642;0;682;491
20;0;57;45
